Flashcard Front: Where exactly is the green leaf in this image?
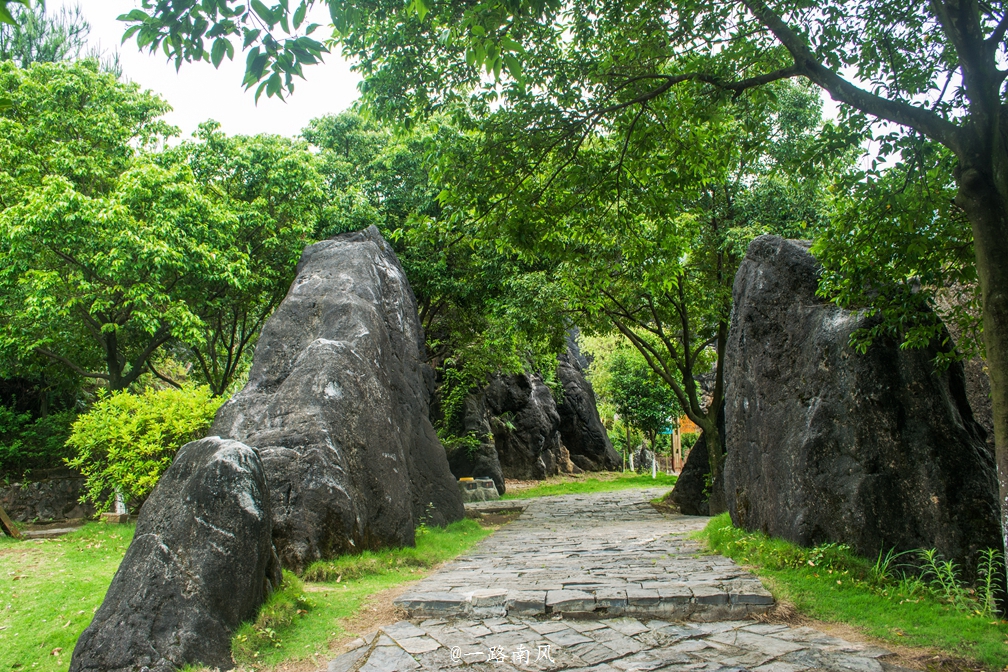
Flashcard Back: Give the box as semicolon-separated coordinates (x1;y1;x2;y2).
0;95;11;112
292;2;306;29
250;0;275;25
121;25;142;44
504;54;522;83
211;38;227;67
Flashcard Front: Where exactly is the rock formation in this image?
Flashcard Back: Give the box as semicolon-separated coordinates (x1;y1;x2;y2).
724;235;1000;569
448;338;617;487
211;226;464;571
557;342;622;471
667;435;710;515
70;437;280;672
444;395;507;494
483;372;566;480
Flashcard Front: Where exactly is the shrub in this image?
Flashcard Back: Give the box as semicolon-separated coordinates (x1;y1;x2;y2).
0;406;76;478
65;385;224;513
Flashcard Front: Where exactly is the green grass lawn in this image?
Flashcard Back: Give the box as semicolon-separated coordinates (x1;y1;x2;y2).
698;513;1008;669
501;470;677;499
0;518;494;672
232;519;494;667
0;523;135;671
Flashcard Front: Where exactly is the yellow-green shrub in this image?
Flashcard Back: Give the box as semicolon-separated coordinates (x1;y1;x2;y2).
66;386;225;513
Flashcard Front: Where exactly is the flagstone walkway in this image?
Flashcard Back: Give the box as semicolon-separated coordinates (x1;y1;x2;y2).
328;489;900;671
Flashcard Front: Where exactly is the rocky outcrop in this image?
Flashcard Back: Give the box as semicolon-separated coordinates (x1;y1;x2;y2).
70;437;280;672
484;373;565;480
668;435;710;515
211;226;464;571
0;468;94;522
724;235;1000;570
634;446;655;473
557;342;622;471
445;395;506;494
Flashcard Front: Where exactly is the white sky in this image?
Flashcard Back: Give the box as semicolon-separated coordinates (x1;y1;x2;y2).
57;0;363;139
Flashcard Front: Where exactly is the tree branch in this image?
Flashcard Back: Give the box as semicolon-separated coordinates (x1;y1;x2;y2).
742;0;965;153
147;361;183;389
34;348;109;380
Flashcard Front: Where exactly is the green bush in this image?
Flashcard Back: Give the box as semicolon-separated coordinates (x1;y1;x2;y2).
0;405;76;478
680;431;699;453
65;386;224;513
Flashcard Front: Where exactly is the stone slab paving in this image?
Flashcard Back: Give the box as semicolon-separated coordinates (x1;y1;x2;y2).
327;489;899;671
397;489;772;621
328;616;895;671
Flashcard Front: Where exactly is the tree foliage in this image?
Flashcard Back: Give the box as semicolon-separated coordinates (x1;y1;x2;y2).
0;62;322;396
597;344;680;449
159;122;322;394
0;1;90;68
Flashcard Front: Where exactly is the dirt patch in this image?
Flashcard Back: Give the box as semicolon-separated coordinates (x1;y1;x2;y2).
650;494;679;516
465;508;523;527
753;601;989;672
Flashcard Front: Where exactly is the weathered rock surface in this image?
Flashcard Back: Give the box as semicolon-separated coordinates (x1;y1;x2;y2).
484;372;565;480
724;235;1000;569
70;437;280;672
211;226;464;571
445;395;506;494
557;342;622;472
633;446;655;473
668;435;710;515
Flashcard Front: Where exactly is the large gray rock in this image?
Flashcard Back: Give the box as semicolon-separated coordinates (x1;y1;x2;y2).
479;372;565;480
445;395;506;494
211;226;464;571
724;235;1000;570
668;435;710;515
70;437;280;672
557;343;621;471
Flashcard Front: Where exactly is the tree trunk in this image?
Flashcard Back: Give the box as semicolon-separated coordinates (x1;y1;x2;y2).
954;162;1008;587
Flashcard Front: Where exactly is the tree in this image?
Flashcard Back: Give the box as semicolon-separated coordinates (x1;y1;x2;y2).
0;60;174;207
602;346;680;451
0;160;250;391
160;122;324;394
432;80;831;481
0;2;90;67
0;60;180;388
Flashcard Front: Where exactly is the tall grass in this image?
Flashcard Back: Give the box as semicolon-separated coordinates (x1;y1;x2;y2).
699;513;1008;668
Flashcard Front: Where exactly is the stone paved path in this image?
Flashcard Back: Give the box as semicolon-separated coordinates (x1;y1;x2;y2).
328;489;898;671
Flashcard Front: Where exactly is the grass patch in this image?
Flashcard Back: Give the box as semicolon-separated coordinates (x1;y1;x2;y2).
1;516;496;671
501;470;677;500
0;522;136;671
698;513;1008;669
231;518;494;667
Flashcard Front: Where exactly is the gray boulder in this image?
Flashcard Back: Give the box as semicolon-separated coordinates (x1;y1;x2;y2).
211;226;464;571
445;395;506;494
668;435;708;515
487;373;564;479
557;343;621;471
634;446;655;473
724;235;1000;570
70;437;280;672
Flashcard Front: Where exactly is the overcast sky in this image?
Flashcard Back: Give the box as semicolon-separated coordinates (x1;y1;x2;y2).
55;0;362;139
